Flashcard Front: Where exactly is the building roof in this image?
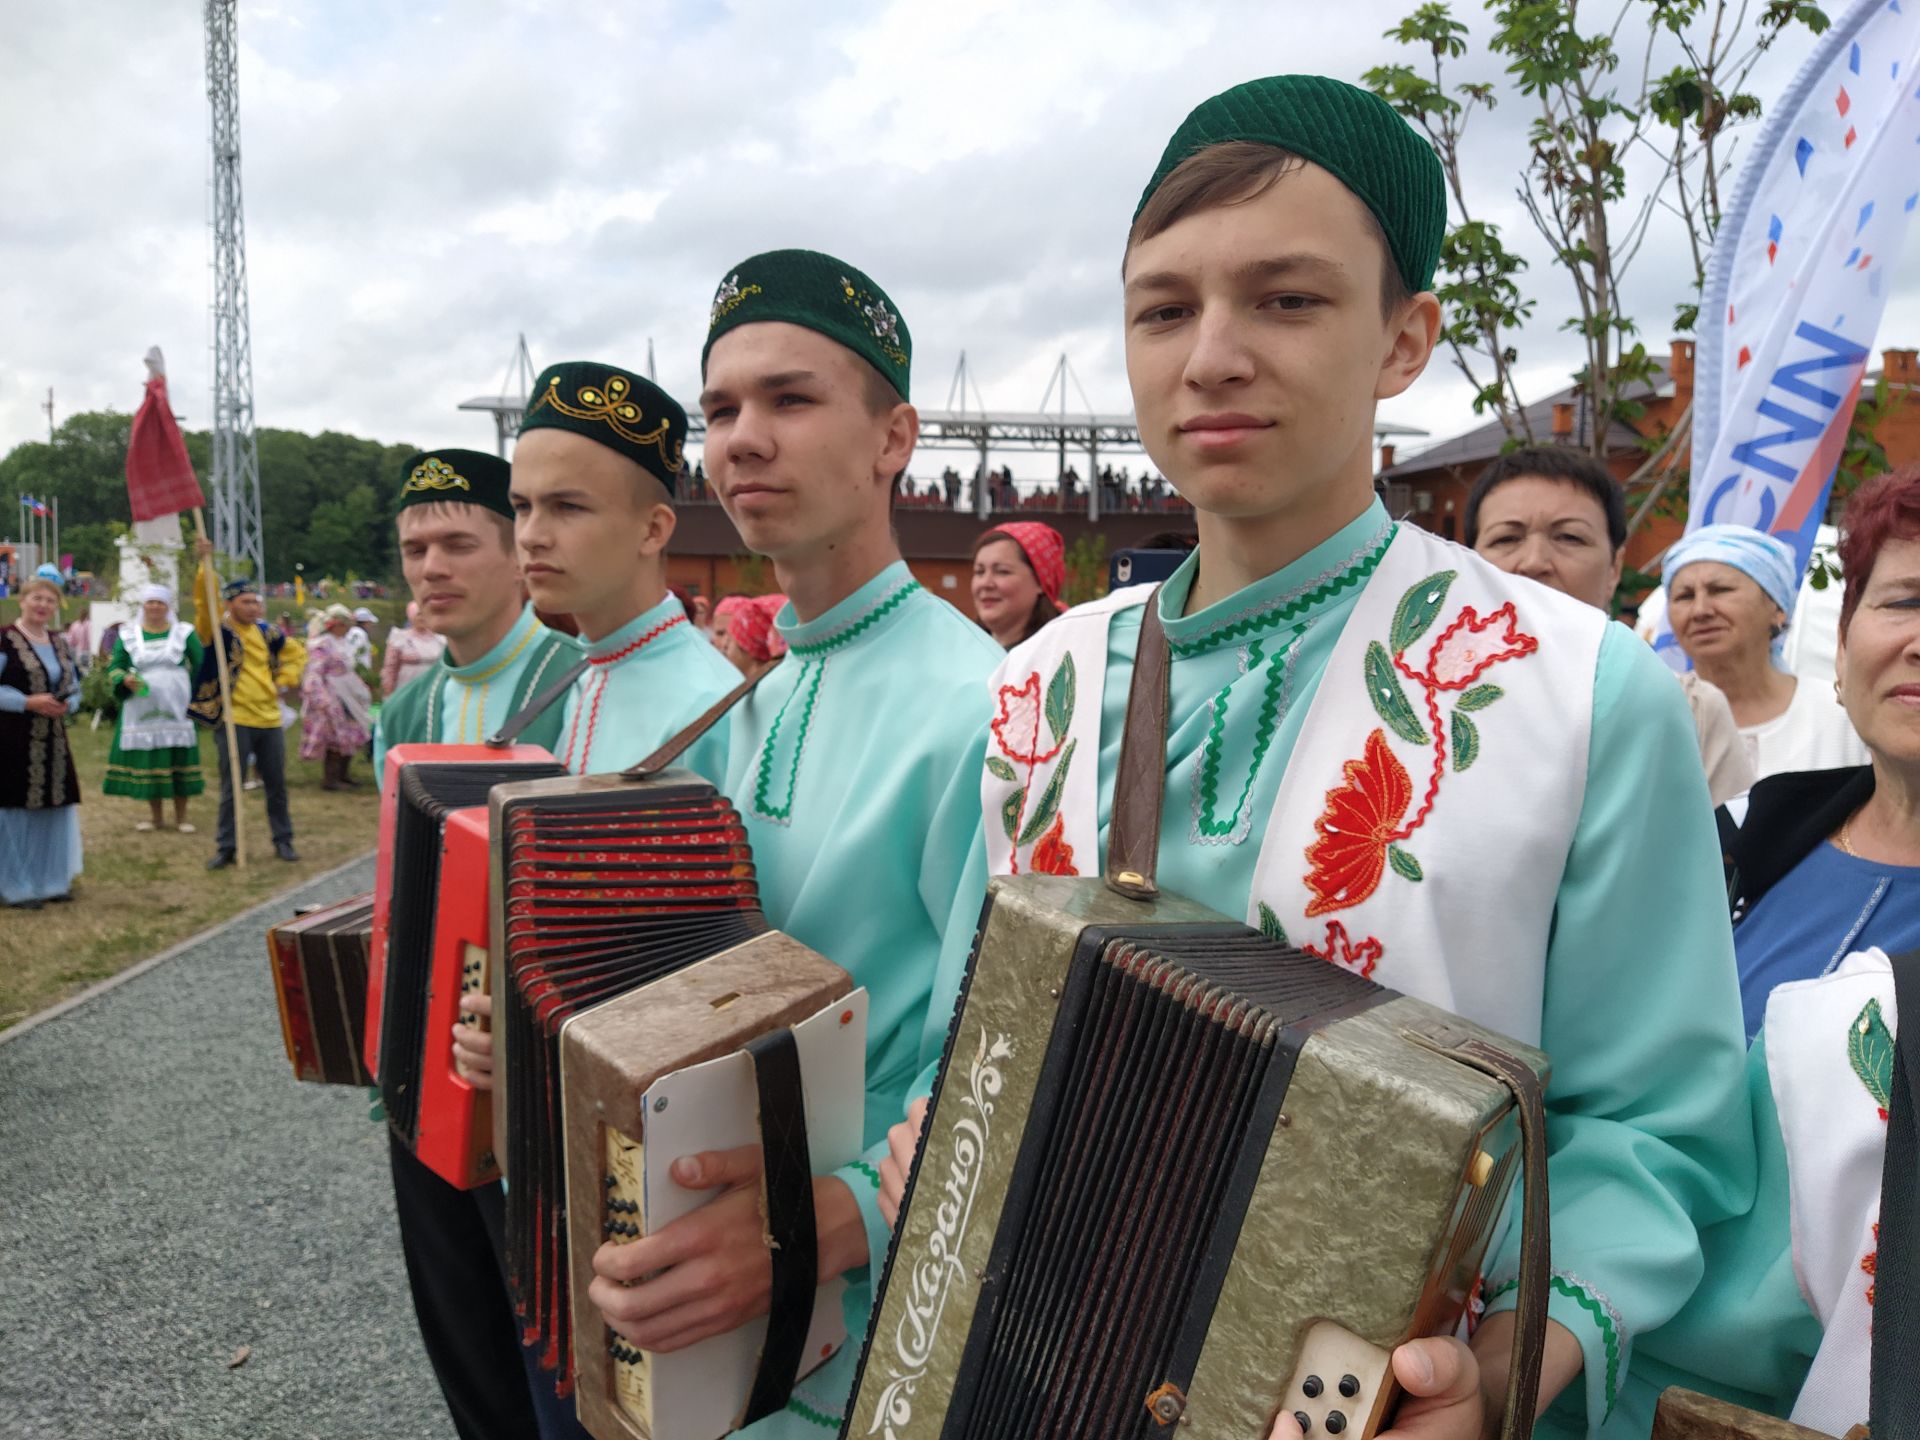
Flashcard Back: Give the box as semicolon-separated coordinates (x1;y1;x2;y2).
1383;362;1671;478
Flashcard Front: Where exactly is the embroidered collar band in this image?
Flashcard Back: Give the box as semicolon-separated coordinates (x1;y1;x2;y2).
585;593;688;665
703;248;912;401
1159;500;1396;658
778;561;922;658
397;447;514;520
521;361;688;497
1137;74;1446;294
448;603;540;680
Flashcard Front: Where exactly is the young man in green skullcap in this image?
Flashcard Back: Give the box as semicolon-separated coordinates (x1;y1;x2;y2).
886;75;1753;1440
372;448;579;777
585;250;1002;1437
511;362;740;774
370;445;588;1440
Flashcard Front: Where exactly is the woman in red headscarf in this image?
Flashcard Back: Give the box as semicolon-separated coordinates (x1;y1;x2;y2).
971;521;1063;648
718;593;789;674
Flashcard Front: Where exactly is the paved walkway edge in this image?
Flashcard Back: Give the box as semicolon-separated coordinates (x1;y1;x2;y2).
0;848;377;1047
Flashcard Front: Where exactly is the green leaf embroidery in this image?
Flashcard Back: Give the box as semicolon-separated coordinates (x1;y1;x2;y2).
1456;683;1504;712
1257;902;1288;946
1000;787;1024;843
1045;653;1077;745
1850;998;1895;1112
985;755;1018;783
1387;845;1424;882
1390;570;1458;654
1365;641;1428;744
1452;711;1481;772
1018;739;1077;845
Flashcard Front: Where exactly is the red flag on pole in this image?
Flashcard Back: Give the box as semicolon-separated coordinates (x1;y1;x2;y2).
126;347;206;522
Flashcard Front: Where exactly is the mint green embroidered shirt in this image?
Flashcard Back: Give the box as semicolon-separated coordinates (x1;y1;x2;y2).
555;593;741;774
916;499;1753;1437
371;604;578;774
713;561;1003;1436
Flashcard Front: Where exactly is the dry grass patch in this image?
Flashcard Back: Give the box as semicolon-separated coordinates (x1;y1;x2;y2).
0;719;379;1030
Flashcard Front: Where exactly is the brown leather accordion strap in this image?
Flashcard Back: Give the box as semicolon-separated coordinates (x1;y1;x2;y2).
484;654;590;748
1106;587;1169;901
1435;1036;1550;1440
621;663;771;781
740;1027;818;1426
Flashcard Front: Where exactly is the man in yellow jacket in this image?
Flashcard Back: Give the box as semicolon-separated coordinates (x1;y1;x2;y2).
192;541;305;866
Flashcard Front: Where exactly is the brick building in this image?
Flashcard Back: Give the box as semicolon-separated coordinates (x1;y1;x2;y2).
1377;342;1920;574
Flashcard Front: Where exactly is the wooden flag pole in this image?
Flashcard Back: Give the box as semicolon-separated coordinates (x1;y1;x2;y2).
192;509;248;869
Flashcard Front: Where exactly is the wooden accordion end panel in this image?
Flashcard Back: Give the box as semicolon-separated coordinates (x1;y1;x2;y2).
486;766;866;1437
848;874;1548;1440
266;891;375;1085
368;745;567;1191
1652;1389;1846;1440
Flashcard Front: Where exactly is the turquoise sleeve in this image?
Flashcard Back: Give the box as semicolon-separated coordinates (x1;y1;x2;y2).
1483;626;1755;1437
832;1139;894;1288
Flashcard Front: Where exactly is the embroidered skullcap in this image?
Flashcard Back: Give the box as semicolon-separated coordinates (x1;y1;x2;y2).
139;582;173;606
1663;523;1800;669
703;249;912;401
728;594;790;665
222;576;259;600
520;362;688;497
983;522;1065;606
397;447;514;520
1136;74;1447;294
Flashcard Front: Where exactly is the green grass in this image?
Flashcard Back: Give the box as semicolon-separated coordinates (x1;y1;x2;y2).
0;717;381;1031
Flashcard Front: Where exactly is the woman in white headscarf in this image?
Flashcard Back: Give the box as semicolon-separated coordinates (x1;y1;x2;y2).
103;583;207;832
1666;523;1869;780
300;604;373;788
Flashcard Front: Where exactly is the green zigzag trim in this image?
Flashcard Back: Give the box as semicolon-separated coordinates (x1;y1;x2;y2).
785;1395;842;1429
1168;528;1392;658
848;1159;882;1189
1195;633;1294;838
751;659;825;823
1551;1276;1621;1417
788;580;921;657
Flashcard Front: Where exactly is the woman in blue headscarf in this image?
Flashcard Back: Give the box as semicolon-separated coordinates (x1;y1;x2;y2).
1665;522;1867;781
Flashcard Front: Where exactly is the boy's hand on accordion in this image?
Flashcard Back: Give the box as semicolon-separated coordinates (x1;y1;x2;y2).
1266;1338;1483;1440
450;995;494;1089
588;1147;866;1354
878;1097;929;1228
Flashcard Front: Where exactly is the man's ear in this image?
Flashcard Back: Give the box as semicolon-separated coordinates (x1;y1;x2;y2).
1375;292;1442;402
876;403;920;486
639;500;678;559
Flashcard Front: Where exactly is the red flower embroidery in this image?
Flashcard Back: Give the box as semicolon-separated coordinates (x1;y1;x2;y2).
1302;921;1383;977
1305;729;1412;917
1864;1221;1880;1306
990;672;1063;765
1420;603;1539;690
1029;815;1078;876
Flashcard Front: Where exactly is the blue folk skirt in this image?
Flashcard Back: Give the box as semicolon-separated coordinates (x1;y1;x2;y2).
0;804;83;904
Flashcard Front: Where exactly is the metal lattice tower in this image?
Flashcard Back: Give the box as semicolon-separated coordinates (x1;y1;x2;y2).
206;0;265;580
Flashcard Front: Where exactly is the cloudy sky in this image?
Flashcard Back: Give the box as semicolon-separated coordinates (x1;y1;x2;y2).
4;0;1919;478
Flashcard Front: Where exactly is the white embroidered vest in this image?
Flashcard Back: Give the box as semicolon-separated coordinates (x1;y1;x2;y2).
981;525;1607;1045
1765;948;1894;1435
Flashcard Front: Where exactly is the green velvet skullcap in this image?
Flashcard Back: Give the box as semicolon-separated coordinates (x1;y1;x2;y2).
703;249;911;401
520;362;688;496
1137;74;1446;294
396;448;515;520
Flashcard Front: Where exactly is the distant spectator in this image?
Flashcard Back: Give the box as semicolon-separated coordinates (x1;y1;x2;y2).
380;601;446;699
720;594;789;673
103;584;205;834
0;566;84;908
347;607;378;671
972;522;1063;648
300;605;373;791
1469;445;1754;805
1667;523;1868;780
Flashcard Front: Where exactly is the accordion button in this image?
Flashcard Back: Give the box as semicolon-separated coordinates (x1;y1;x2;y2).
1339;1375;1360;1399
1470;1150;1495;1187
1302;1376;1322;1399
1325;1412;1347;1435
1294;1414;1311;1434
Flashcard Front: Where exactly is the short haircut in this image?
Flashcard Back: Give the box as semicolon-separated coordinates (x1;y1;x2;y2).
1124;141;1412;319
397;499;514;551
1465;446;1627;551
1839;464;1920;628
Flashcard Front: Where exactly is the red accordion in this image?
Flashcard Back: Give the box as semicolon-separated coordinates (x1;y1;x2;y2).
369;743;567;1189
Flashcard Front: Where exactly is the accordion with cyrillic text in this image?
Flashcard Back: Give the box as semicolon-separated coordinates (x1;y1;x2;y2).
266;891;376;1085
369;744;567;1188
847;874;1550;1440
486;768;865;1440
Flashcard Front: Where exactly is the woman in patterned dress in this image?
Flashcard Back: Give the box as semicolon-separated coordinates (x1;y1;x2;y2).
299;605;373;789
0;566;84;908
103;583;205;832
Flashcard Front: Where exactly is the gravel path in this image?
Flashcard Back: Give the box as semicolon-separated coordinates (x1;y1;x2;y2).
0;855;458;1440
